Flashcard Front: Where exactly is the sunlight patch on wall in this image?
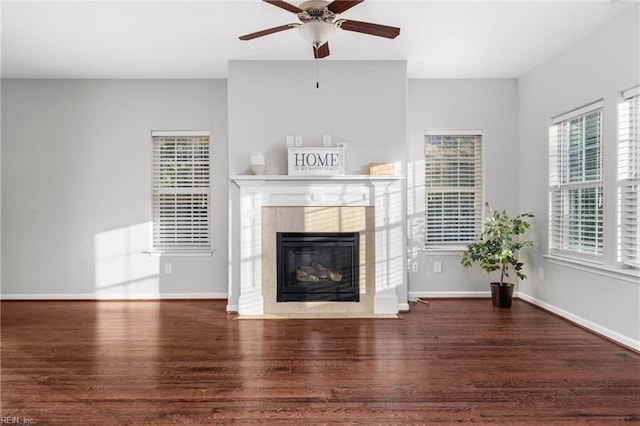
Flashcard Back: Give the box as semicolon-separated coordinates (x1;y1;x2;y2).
94;222;160;298
407;160;426;261
374;181;405;292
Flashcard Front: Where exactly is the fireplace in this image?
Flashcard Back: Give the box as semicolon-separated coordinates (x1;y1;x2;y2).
230;175;408;317
277;232;360;302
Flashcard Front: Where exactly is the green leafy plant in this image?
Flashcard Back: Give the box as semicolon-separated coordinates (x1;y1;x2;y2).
461;203;534;286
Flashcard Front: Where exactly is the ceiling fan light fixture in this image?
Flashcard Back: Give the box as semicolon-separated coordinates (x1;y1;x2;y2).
298;21;335;48
239;1;401;58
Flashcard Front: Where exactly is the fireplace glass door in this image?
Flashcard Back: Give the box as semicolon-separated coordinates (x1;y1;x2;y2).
277;232;360;302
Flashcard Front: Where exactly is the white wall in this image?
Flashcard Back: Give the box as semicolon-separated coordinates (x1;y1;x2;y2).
226;60;408;309
1;79;228;299
518;7;640;349
227;61;408;175
406;79;520;297
0;78;2;295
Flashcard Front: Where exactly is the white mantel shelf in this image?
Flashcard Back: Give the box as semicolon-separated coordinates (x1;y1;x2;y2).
231;174;404;184
231;174;405;209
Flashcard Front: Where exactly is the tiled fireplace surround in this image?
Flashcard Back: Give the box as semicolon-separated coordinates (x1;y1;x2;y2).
231;175;408;318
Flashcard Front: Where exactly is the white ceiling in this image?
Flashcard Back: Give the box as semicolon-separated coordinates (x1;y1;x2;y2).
1;0;635;79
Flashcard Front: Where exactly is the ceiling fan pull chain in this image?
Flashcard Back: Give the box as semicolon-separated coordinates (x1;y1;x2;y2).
316;58;320;89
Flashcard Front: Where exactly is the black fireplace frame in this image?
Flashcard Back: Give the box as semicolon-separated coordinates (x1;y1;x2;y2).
276;232;360;302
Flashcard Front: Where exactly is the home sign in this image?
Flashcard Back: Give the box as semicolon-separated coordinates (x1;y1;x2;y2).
287;147;345;176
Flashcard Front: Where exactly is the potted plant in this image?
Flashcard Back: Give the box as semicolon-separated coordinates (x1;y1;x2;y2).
461;204;534;308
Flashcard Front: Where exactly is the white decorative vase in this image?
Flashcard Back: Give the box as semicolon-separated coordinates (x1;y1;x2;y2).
250;152;265;175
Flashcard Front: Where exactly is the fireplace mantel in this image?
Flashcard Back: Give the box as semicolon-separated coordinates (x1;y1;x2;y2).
229;174;408;317
231;175;404;182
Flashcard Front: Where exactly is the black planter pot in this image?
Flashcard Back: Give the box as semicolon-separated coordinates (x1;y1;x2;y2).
490;282;500;307
490;282;514;308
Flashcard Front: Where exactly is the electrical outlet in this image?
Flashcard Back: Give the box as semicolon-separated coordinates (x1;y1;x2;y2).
337;142;347;149
164;263;172;274
434;261;442;273
294;136;303;147
411;262;418;272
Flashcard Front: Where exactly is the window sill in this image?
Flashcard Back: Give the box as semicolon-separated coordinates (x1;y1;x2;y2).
422;246;467;254
144;250;215;257
544;255;640;284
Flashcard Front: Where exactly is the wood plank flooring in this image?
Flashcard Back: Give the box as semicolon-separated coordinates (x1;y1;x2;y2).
1;299;639;424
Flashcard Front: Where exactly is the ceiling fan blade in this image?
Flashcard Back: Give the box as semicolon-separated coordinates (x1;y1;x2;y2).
327;1;364;14
263;0;303;14
337;19;400;39
239;24;296;41
313;43;330;59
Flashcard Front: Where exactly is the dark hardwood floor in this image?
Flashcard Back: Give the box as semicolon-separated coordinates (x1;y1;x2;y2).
1;299;639;424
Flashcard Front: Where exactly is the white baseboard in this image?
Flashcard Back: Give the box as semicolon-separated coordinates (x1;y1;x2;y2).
517;292;640;352
398;302;410;312
408;291;490;299
0;293;228;300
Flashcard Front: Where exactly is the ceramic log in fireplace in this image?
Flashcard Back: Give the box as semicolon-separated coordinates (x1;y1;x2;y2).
277;232;360;302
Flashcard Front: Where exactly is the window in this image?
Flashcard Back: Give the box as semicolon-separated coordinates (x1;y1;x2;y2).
618;86;640;268
549;101;603;262
151;131;210;253
424;131;483;247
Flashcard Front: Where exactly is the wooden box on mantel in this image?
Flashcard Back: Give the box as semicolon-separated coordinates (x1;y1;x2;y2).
368;162;395;175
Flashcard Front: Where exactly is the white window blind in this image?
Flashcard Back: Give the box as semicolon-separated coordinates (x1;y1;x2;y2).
618;86;640;268
424;131;483;247
152;132;210;252
549;101;603;262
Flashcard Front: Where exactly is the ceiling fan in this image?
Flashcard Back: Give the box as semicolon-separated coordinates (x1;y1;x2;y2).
239;0;401;59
